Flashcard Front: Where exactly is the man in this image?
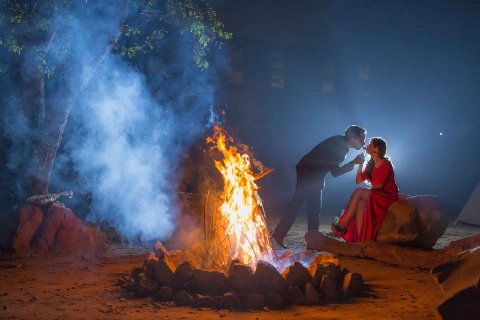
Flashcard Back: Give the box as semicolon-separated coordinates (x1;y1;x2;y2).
271;125;366;248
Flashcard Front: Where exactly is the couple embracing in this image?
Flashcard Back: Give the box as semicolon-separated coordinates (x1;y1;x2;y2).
271;125;399;248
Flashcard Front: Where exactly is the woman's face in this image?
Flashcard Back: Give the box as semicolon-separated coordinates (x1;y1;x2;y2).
365;140;378;156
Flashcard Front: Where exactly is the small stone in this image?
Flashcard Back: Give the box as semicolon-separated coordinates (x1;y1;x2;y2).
252;260;284;293
193;294;223;308
286;285;304;305
136;273;159;298
304;283;320;305
282;262;311;289
228;261;254;292
154;286;174;301
245;293;265;310
320;274;341;303
191;269;227;296
174;290;193;306
222;292;241;309
143;255;176;287
266;291;285;309
173;261;195;290
342;273;364;297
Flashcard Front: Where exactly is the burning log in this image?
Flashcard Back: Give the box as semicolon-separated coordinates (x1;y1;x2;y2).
305;231;480;269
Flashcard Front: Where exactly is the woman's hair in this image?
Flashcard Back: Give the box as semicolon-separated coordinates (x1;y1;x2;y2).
364;137;391;181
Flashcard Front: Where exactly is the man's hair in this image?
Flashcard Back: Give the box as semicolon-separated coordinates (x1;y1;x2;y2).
345;125;366;139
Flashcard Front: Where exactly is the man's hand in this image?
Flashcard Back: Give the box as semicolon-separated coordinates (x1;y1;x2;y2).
352;154;365;165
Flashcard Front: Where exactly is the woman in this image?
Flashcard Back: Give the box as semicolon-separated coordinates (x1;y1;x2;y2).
331;137;398;243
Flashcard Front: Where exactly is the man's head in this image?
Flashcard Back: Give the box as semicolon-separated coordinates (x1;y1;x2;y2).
345;125;366;150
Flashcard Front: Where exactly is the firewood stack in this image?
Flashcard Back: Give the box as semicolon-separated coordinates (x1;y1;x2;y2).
119;250;366;310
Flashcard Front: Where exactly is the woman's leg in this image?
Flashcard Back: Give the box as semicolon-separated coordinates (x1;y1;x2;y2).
338;188;369;229
355;198;366;237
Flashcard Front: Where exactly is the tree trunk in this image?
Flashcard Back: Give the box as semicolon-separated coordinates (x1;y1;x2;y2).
27;1;129;196
305;231;480;269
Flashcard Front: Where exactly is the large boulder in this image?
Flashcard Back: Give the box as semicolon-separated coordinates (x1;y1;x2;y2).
191;269;228;296
228;261;254;293
377;195;448;248
12;205;44;252
282;262;311;289
13;205;106;257
431;247;480;319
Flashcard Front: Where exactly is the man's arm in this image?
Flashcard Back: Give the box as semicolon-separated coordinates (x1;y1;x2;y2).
330;161;355;177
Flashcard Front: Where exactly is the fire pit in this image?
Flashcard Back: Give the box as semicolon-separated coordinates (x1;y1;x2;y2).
120;126;365;309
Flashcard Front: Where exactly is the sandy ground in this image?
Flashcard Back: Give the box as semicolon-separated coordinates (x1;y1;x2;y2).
0;218;478;320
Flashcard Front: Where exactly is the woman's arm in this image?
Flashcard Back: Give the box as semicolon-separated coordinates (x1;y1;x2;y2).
355;164;366;184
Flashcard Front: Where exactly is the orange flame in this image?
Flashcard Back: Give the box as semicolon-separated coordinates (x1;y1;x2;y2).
207;125;275;269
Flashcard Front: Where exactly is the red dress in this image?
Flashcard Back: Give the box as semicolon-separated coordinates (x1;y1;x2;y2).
339;160;399;243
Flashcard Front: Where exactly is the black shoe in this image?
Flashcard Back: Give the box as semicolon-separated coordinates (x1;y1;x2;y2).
331;223;347;237
271;231;288;249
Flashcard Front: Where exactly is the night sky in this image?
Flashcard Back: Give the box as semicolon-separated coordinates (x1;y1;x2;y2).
213;0;480;219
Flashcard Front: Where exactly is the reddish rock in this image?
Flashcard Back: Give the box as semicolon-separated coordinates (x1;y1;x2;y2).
191;269;227;296
136;273;159;298
143;255;176;287
278;250;297;267
252;260;284;293
266;291;285;309
245;293;265;309
31;205;106;257
193;294;223;308
228;261;254;292
222;291;241;309
12;206;43;252
304;283;320;305
286;285;304;305
173;261;195;290
174;290;193;306
154;286;174;301
282;262;311;289
320;274;341;303
342;273;364;297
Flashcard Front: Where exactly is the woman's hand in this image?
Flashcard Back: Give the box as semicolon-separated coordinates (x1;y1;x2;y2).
352;154;365;165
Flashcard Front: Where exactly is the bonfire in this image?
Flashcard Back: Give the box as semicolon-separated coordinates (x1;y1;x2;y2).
205;125;275;270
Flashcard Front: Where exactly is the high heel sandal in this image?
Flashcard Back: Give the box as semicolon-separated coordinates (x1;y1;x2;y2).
331;223;348;237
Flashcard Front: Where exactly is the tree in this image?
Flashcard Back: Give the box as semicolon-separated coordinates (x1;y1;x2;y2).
0;0;231;198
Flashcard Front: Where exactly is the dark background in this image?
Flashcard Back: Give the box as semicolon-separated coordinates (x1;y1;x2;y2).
212;0;480;221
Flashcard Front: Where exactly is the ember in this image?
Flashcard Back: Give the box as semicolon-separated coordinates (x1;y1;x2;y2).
205;125;275;270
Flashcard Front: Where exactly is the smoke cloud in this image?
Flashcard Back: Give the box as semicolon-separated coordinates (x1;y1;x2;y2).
1;1;220;241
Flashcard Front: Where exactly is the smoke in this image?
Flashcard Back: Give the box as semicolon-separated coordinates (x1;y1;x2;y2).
1;1;221;242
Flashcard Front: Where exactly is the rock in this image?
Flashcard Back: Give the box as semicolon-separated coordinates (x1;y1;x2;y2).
299;250;315;266
130;267;143;283
304;283;320;305
308;261;342;289
320;274;341;303
174;290;194;306
32;205;106;257
431;247;480;318
154;286;174;301
342;273;364;297
266;291;285;309
12;206;43;252
245;293;265;309
228;261;254;292
136;273;159;298
173;261;195;290
310;253;340;266
286;285;304;305
222;291;241;309
437;280;480;320
377;195;448;248
191;269;227;296
282;262;311;289
143;255;176;287
252;260;284;293
193;294;223;308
